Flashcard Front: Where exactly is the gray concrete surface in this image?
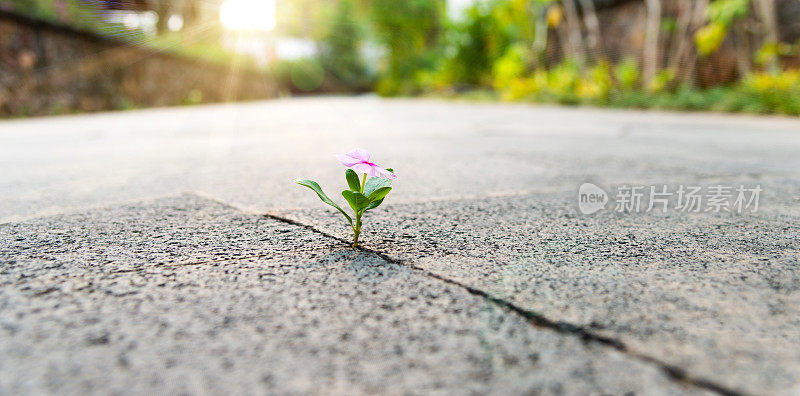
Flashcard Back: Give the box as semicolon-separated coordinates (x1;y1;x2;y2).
278;193;800;395
2;97;800;222
1;195;705;395
1;97;800;394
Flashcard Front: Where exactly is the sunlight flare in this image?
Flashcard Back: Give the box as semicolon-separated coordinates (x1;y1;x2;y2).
219;0;276;31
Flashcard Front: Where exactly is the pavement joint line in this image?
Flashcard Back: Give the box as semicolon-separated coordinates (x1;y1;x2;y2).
262;212;747;396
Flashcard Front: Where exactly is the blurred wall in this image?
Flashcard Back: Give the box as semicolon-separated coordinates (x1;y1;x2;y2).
0;10;276;118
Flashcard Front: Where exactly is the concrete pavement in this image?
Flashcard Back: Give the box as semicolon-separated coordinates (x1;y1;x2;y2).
277;192;800;395
1;195;706;395
2;97;800;222
1;97;799;394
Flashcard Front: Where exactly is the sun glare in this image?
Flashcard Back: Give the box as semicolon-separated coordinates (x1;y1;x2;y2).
220;0;276;31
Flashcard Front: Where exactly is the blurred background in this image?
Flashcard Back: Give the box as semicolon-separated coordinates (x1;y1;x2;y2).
1;0;799;117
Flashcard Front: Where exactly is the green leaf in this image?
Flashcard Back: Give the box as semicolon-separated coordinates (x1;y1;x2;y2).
345;169;361;192
364;176;392;197
342;190;371;213
367;186;392;202
294;179;352;225
364;198;384;211
362;170;395;212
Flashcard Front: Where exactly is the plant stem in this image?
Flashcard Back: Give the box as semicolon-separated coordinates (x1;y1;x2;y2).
353;173;367;248
353;213;362;248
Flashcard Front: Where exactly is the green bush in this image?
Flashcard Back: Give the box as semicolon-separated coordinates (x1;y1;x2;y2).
441;4;506;87
492;57;800;116
317;0;373;91
614;58;640;91
271;58;326;92
493;44;527;90
370;0;445;95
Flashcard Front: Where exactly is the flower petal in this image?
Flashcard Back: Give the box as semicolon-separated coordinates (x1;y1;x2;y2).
336;154;361;167
374;166;397;180
350;162;373;176
347;148;371;162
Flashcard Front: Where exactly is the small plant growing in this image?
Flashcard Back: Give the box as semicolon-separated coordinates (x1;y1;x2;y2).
295;149;397;248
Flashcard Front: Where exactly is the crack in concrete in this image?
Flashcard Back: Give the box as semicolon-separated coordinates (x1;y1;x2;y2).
263;213;746;396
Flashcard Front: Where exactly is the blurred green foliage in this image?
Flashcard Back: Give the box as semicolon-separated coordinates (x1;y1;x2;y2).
318;0;373;91
390;0;800;115
9;0;132;37
369;0;445;95
289;58;326;91
270;58;326;92
695;0;750;55
484;61;800;115
707;0;750;25
8;0;800;115
9;0;59;19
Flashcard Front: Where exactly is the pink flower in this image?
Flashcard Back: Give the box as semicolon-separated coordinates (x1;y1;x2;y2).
336;148;397;180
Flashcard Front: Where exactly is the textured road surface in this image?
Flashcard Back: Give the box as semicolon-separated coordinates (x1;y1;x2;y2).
1;97;799;395
0;195;704;395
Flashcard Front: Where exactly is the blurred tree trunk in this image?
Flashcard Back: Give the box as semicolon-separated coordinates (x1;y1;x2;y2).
561;0;586;69
667;0;691;70
182;0;199;31
532;6;549;69
668;0;708;86
152;0;172;34
667;0;694;81
578;0;603;62
733;22;752;76
754;0;780;72
643;0;662;85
